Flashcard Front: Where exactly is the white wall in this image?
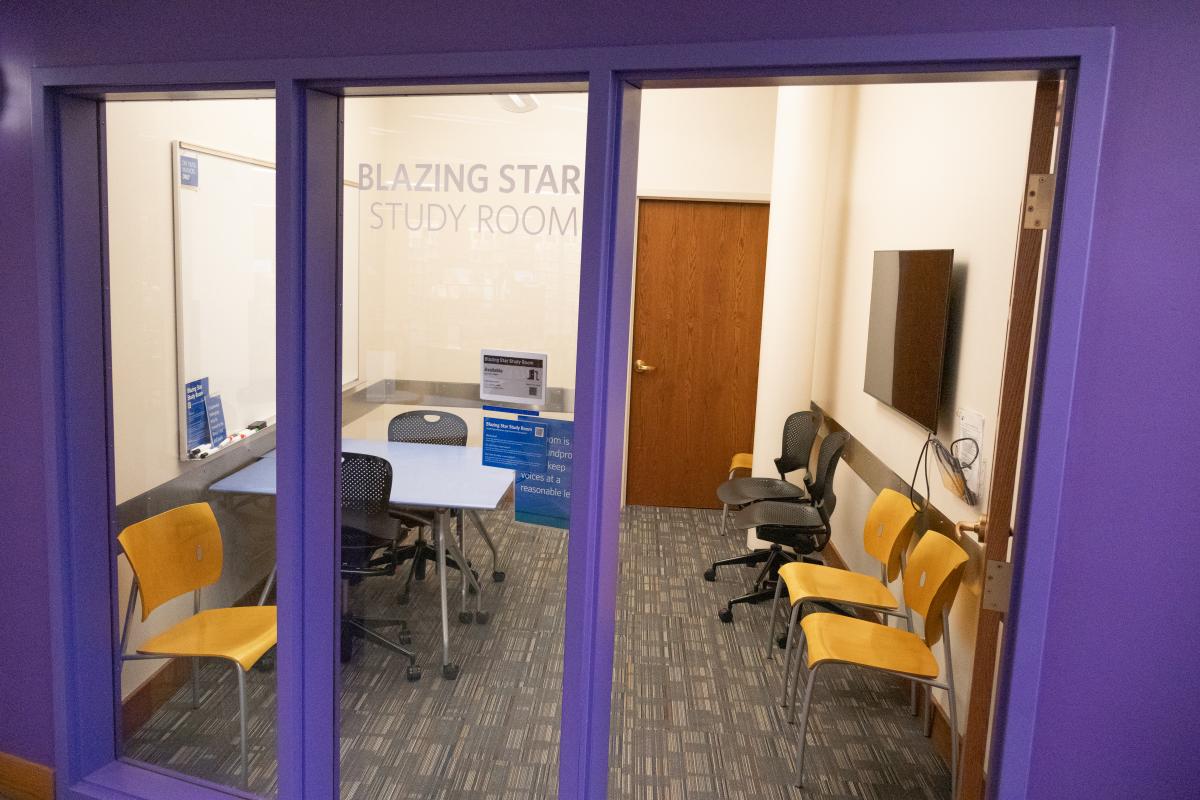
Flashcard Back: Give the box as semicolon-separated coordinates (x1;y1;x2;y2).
106;99;277;698
107;99;276;503
637;87;778;201
346;93;588;401
749;86;836;491
805;81;1036;731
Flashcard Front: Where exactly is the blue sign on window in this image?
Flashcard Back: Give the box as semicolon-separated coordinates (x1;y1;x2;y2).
482;416;547;472
184;377;210;450
180;153;199;188
514;417;573;530
205;394;227;449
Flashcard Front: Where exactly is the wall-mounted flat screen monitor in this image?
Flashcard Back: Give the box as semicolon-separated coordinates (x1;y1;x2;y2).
863;249;955;432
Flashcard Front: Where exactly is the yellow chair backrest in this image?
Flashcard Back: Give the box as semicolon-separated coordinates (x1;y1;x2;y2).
861;488;919;582
902;530;969;647
117;502;224;621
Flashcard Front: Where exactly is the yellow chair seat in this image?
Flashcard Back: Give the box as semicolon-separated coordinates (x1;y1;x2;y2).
779;562;899;611
138;606;278;672
729;452;754;472
801;612;939;679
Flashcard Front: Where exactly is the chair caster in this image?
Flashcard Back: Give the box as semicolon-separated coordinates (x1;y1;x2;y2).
492;571;505;583
777;635;788;650
406;665;422;682
468;584;478;596
442;663;459;680
703;568;717;582
458;611;473;624
475;611;490;625
718;607;734;623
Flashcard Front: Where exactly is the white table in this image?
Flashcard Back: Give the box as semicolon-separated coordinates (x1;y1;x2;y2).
209;439;513;678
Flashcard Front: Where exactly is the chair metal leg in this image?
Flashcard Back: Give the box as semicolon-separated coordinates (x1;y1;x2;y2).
924;685;933;737
719;467;736;536
765;577;785;661
944;608;959;797
793;663;821;788
258;565;277;606
235;665;248;789
788;629;809;725
781;602;803;708
191;658;200;709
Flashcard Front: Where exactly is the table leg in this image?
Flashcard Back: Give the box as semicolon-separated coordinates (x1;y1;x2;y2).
435;509;457;680
443;517;485;623
456;510;468;622
467;509;503;582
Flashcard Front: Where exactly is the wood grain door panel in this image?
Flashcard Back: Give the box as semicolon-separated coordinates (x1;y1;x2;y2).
626;199;768;508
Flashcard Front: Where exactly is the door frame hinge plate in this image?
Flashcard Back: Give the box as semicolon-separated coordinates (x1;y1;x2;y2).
1023;173;1056;230
982;559;1013;614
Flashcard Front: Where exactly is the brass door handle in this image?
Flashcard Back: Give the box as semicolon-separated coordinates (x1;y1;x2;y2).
956;514;989;542
634;359;656;373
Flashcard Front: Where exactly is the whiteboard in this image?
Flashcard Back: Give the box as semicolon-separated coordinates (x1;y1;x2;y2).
173;142;360;459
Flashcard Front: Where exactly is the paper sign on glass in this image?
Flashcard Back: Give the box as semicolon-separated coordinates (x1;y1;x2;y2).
184;377;210;450
480;349;548;405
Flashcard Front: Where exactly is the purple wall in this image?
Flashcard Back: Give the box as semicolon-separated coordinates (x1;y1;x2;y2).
3;2;1199;797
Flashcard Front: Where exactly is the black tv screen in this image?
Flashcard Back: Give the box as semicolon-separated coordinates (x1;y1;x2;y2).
863;249;954;431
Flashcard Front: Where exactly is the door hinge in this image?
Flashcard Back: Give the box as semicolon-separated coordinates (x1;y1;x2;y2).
1023;173;1056;230
982;559;1013;615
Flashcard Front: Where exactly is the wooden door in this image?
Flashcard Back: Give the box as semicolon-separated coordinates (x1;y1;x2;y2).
957;78;1062;800
625;199;768;508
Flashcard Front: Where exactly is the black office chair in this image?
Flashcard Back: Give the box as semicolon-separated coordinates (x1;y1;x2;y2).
388;409;469;446
706;410;823;581
714;430;849;623
387;411;503;611
714;409;824;537
340;451;421;680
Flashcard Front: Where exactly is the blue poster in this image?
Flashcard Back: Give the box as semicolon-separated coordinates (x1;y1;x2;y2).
514;418;573;530
205;394;227;449
180;153;199;188
482;416;547;472
184;377;210;450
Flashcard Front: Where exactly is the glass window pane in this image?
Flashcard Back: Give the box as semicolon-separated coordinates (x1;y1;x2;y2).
106;98;280;796
337;90;587;798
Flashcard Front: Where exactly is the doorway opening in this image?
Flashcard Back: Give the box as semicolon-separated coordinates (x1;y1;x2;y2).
615;75;1063;800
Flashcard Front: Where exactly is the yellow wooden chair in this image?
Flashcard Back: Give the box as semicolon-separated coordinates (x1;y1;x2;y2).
767;488;918;704
719;451;755;535
787;530;968;795
117;502;276;788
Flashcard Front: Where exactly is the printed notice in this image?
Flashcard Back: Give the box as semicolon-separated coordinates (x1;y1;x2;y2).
515;417;573;530
482;417;548;473
185;377;210;450
480;349;547;405
180;153;199;188
205;394;227;449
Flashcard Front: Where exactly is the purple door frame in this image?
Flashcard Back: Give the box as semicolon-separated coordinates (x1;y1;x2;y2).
32;26;1112;800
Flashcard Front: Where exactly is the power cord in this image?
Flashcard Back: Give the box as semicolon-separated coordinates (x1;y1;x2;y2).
909;433;980;511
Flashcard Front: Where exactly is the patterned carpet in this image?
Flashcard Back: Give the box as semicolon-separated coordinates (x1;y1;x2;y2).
123;504;950;798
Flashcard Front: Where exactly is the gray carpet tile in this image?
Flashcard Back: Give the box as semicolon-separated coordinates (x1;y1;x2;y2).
123;503;949;798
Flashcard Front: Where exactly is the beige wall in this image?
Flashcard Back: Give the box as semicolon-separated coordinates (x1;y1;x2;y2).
805;81;1036;730
637;87;777;201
